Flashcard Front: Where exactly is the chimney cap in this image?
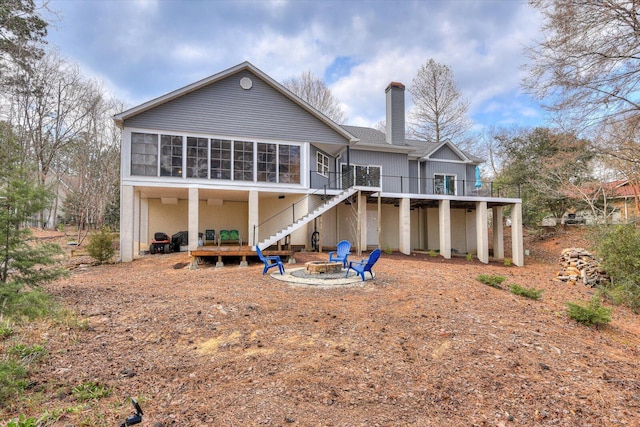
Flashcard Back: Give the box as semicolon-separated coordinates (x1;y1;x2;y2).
386;82;405;91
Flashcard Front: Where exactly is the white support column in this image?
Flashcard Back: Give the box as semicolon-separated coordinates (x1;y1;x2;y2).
188;187;199;252
248;190;259;248
359;192;367;253
120;185;135;262
492;206;504;260
399;198;411;255
511;202;524;266
132;189;142;259
438;199;451;259
475;201;489;264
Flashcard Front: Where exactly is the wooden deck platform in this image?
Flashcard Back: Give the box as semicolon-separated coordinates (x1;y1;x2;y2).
189;245;294;267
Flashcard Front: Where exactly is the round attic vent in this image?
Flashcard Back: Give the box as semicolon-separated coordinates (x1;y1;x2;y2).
240;77;253;90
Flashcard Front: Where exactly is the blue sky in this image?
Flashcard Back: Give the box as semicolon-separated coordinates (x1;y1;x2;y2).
44;0;547;131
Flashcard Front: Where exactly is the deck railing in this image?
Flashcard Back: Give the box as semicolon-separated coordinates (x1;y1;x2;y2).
309;171;521;198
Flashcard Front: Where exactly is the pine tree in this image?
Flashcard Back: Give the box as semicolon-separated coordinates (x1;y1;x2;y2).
0;121;66;289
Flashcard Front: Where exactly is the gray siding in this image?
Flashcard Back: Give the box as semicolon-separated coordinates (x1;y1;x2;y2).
309;145;338;189
124;70;349;146
423;161;472;195
341;149;409;193
431;144;463;161
409;160;419;193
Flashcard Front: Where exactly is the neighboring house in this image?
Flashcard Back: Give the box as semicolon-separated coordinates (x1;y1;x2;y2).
609;179;640;223
113;62;524;265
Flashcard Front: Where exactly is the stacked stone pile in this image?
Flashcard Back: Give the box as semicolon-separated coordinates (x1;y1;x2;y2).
556;248;609;287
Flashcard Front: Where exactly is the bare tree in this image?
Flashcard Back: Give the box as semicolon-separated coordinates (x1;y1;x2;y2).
6;50;110;228
525;0;640;130
64;90;122;244
408;59;472;145
596;115;640;219
282;71;347;124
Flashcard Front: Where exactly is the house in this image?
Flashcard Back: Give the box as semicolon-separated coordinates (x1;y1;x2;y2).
608;179;640;223
113;62;524;266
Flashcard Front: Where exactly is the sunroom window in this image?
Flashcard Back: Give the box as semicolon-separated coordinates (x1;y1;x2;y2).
186;137;208;178
160;134;183;177
233;140;254;181
210;139;231;180
131;132;158;176
257;143;277;183
279;145;300;184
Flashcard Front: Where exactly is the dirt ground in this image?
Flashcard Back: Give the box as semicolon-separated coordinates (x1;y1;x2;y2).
2;227;640;426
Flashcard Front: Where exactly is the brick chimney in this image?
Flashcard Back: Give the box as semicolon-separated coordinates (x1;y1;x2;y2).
385;82;405;145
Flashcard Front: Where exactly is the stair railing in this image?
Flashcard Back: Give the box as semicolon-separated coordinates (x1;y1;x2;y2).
253;169;353;248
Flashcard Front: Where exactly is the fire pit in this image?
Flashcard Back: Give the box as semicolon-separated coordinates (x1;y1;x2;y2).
305;261;343;274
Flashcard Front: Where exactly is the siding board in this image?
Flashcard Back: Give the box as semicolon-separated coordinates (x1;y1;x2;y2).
124;70;349;146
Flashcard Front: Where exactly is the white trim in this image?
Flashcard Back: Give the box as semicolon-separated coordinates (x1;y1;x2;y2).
424;140;471;162
425;158;473;164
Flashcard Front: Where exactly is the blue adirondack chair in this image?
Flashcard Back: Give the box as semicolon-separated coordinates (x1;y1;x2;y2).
329;240;351;268
345;248;381;281
255;246;285;275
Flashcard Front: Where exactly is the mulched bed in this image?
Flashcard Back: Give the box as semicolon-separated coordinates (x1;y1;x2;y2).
1;228;639;426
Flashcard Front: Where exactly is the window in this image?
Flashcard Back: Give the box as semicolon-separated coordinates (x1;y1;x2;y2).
257;143;277;182
317;151;329;177
186;137;208;178
131;132;158;176
234;140;253;181
341;164;381;187
160;135;183;177
434;174;456;195
279;145;300;184
130;131;300;184
210;139;231;179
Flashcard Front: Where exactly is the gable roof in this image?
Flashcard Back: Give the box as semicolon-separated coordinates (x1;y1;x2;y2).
113;61;358;144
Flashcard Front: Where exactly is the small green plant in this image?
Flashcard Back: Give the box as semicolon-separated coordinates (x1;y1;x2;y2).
504;257;512;267
510;284;544;300
55;309;90;331
466;253;473;261
6;414;37;427
0;360;29;403
8;344;48;363
86;228;115;264
384;246;393;255
0;321;14;339
72;381;112;401
428;249;438;257
566;297;612;327
476;274;505;289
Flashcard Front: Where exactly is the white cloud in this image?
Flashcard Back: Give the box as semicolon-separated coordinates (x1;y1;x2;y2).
45;0;545;129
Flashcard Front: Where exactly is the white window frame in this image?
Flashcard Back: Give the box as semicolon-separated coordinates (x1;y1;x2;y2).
317;151;329;177
434;173;457;195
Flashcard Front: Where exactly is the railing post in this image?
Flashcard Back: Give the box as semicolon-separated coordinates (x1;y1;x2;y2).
253;225;256;248
463;179;466;196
